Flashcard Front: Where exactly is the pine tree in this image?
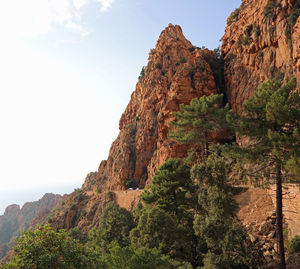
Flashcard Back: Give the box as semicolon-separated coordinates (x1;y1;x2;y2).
88;202;135;251
169;94;231;159
228;78;300;269
192;155;263;268
140;158;194;218
136;159;204;267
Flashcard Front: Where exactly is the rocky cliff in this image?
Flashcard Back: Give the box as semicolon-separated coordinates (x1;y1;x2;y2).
222;0;300;112
85;24;219;192
50;24;226;231
0;193;62;259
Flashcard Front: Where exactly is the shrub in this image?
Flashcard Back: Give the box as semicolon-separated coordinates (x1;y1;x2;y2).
188;46;199;52
268;25;276;35
124;178;135;188
106;191;115;200
3;225;101;268
252;24;261;38
161;70;167;76
287;4;300;27
180;57;187;64
263;1;280;19
127;123;137;136
139;66;145;79
155;63;162;69
241;36;251;46
288;235;300;254
225;53;236;62
228;8;240;26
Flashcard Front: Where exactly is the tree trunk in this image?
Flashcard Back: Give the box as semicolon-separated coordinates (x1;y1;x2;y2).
276;164;286;269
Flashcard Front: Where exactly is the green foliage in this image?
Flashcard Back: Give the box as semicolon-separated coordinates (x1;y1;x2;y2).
89;202;135;250
161;69;167;76
236;78;300;179
126;123;137;136
130;206;178;254
252;24;261;38
269;65;284;81
263;1;280;19
73;189;86;203
288;235;300;254
228;8;240;25
139;66;145;79
241;36;251;46
180;57;187;64
287;0;300;27
140;159;193;216
106;191;115;200
188;46;199;52
204;47;225;94
68;227;88;244
3;225;101;269
192;155;264;268
155;63;162;69
101;242;176;269
225;53;236;63
136;159;204;266
124;178;135;188
169;94;232;159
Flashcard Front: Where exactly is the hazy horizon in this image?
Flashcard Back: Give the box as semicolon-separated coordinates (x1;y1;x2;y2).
0;183;83;215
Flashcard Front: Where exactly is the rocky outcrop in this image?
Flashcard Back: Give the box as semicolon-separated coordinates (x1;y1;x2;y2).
222;0;299;112
83;24;219;192
50;24;224;231
293;17;300;88
0;193;62;259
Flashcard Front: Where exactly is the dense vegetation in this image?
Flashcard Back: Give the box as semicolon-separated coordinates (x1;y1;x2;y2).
1;78;299;268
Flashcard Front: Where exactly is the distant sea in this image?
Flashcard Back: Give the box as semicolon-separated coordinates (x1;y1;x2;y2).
0;184;81;215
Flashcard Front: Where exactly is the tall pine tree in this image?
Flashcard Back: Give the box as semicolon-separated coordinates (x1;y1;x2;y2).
228;78;300;269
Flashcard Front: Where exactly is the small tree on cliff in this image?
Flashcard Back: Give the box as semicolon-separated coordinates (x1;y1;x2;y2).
227;78;300;269
169;94;231;159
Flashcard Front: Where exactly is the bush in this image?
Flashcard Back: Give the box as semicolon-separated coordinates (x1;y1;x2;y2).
180;57;187;64
225;53;236;62
106;191;115;200
288;235;300;254
252;24;261;38
155;63;162;69
127;123;137;136
228;8;240;25
241;36;251;46
124;178;135;188
139;66;145;79
287;4;300;27
263;1;280;19
3;225;102;269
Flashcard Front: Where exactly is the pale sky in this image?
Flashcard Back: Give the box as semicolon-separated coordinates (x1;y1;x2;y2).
0;0;241;214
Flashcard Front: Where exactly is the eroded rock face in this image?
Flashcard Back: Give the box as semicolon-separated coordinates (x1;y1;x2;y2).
222;0;299;112
51;24;221;231
84;24;218;192
293;17;300;88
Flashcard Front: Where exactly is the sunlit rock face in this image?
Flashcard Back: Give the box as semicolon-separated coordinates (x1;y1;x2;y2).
51;24;221;231
84;23;219;192
222;0;299;113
